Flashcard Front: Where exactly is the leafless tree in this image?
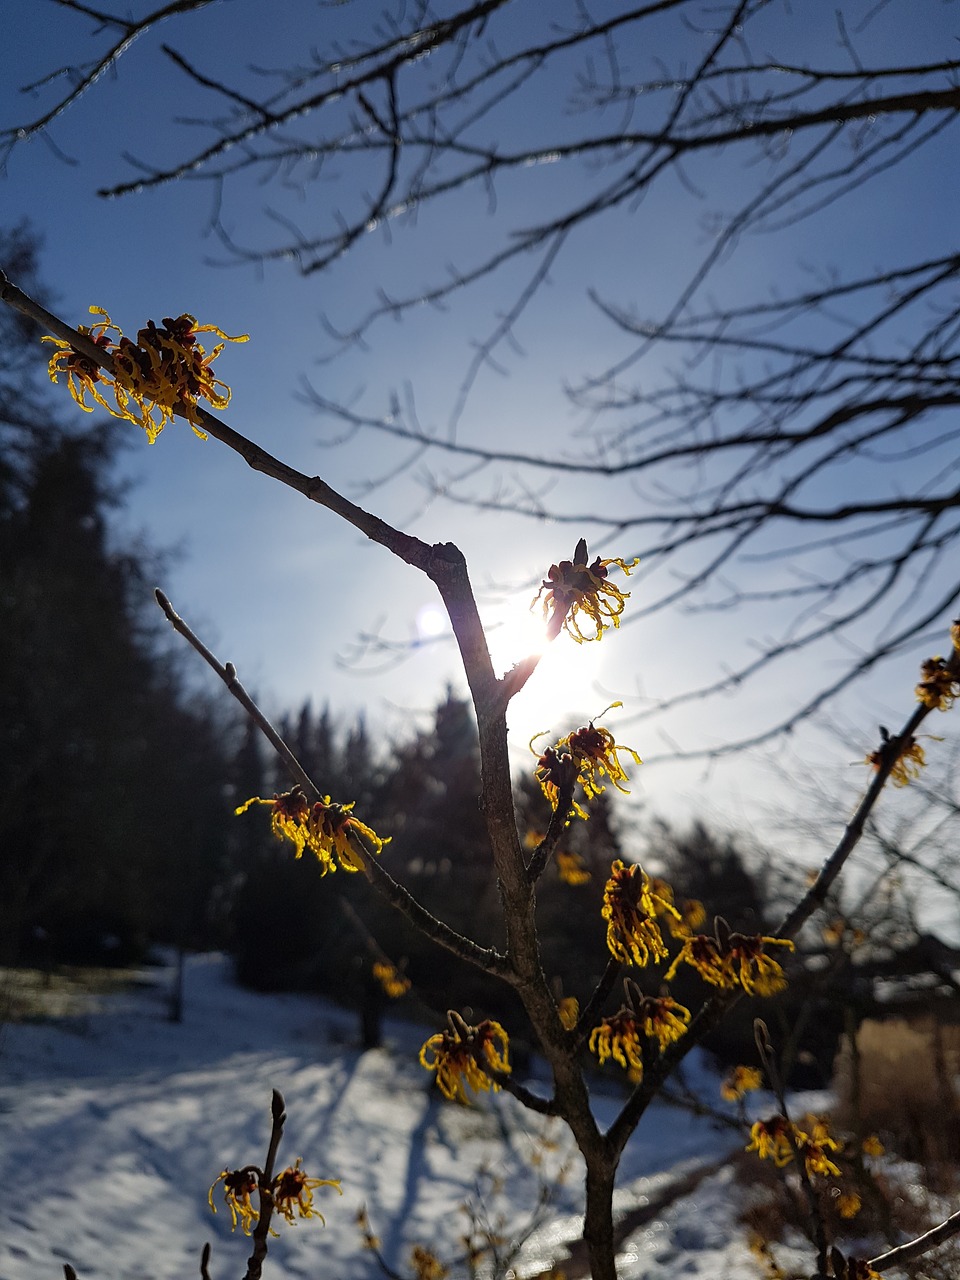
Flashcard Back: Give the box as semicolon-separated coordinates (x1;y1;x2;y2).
4;0;960;753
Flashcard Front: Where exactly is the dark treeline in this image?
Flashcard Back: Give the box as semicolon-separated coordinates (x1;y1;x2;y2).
0;225;234;969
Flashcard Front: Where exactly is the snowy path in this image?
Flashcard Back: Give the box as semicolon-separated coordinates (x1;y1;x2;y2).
0;956;764;1280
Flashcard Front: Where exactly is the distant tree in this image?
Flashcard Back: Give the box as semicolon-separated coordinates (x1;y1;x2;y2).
0;422;234;965
367;687;498;1013
650;819;779;936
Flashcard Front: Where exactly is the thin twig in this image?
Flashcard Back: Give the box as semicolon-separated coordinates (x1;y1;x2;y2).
869;1205;960;1271
571;956;621;1053
155;590;315;794
526;767;578;883
154;588;515;982
243;1090;286;1280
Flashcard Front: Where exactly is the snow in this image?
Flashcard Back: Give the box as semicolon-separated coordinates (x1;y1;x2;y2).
0;955;768;1280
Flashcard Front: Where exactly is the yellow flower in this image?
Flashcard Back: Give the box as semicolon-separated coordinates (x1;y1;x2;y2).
209;1167;259;1234
664;930;793;995
951;618;960;652
676;898;707;933
236;788;389;873
589;1011;645;1074
837;1191;862;1219
866;733;926;787
799;1119;842;1178
720;1065;763;1101
602;860;677;966
726;932;794;996
271;1159;341;1226
635;994;691;1052
306;796;389;873
861;1134;884;1157
236;786;311;853
590;993;691;1073
915;656;959;711
648;877;707;938
557;996;580;1030
419;1016;511;1105
556;851;591;885
533;539;638;643
43;309;120;414
746;1116;798;1167
664;933;734;988
372;961;411;998
411;1246;449;1280
747;1116;843;1179
553;717;642;807
112;312;249;444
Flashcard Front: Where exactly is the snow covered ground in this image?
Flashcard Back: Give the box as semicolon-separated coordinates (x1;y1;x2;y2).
0;955;786;1280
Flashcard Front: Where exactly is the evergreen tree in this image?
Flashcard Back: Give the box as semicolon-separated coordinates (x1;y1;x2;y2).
0;226;233;966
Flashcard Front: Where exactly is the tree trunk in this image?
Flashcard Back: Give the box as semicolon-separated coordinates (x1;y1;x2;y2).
583;1159;617;1280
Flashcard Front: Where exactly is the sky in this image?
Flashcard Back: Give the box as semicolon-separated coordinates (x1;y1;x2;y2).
2;0;959;857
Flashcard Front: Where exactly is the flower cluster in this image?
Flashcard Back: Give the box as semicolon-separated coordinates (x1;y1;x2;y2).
273;1159;343;1226
589;995;691;1077
664;927;793;995
589;1010;645;1073
531;710;643;824
915;656;959;711
800;1119;843;1177
419;1015;511;1105
720;1065;763;1102
533;539;638;642
44;306;248;443
746;1115;842;1179
635;994;691;1052
556;716;642;802
411;1246;449;1280
372;961;411;999
236;787;389;874
866;732;927;787
745;1115;796;1167
532;744;585;819
209;1160;341;1235
601;861;679;966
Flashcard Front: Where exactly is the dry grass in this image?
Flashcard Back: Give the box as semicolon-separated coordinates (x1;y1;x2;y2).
0;964;140;1023
834;1015;960;1172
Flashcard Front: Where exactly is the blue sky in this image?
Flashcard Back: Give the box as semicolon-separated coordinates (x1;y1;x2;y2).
3;0;959;848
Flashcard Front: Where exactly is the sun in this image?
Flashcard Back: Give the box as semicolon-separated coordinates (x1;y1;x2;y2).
485;595;550;674
484;593;605;694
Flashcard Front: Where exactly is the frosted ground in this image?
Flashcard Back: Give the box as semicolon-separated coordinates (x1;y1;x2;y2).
0;954;820;1280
